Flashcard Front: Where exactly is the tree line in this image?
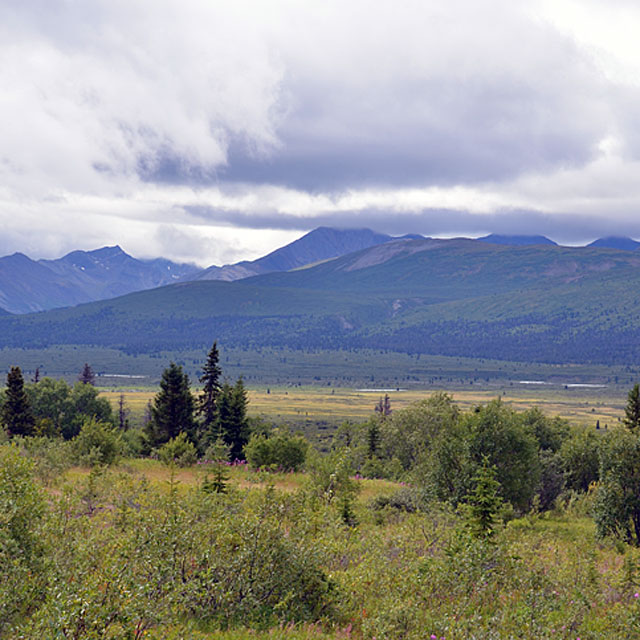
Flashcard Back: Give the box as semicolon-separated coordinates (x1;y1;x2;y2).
144;343;250;461
0;342;299;470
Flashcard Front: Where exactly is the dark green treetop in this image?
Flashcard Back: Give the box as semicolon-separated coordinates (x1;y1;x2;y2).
198;341;222;430
623;383;640;433
3;366;35;437
146;363;196;448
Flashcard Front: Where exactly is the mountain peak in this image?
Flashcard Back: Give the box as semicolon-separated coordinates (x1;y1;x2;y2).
193;226;395;281
587;236;640;251
477;234;557;247
88;245;127;257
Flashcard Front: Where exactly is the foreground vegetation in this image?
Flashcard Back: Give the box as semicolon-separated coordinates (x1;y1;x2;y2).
3;450;640;639
4;345;640;637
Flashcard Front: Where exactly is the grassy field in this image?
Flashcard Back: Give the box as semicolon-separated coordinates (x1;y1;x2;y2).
50;458;640;640
2;344;639;390
102;383;627;432
65;458;400;503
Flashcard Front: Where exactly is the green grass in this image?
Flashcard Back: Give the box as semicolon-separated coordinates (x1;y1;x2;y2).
101;383;628;436
50;459;640;639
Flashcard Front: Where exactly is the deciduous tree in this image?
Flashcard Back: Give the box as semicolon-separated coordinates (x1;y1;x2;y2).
595;429;640;545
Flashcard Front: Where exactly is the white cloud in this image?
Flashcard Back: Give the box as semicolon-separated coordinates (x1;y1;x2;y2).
2;0;640;264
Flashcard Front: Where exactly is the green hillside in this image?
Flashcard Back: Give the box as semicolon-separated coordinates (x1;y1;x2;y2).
1;238;640;364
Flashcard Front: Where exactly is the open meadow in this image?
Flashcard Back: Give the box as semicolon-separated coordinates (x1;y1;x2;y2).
103;383;626;432
8;456;640;640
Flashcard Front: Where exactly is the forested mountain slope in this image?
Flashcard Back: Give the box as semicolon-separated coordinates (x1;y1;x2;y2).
2;238;640;364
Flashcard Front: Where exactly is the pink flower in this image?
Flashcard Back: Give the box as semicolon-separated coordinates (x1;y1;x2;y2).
635;593;639;598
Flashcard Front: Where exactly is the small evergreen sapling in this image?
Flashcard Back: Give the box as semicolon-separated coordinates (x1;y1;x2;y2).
467;457;504;538
202;436;230;494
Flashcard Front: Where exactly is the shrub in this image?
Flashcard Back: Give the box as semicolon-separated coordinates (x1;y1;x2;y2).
245;432;308;471
14;436;73;486
0;445;47;633
73;418;123;466
559;426;601;492
305;449;359;505
158;432;197;467
369;487;427;513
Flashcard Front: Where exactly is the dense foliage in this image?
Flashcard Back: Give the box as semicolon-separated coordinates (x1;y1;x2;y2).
3;347;640;637
2;440;640;639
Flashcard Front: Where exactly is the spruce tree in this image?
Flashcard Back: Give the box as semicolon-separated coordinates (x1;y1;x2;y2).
624;383;640;433
146;363;196;448
3;366;35;437
467;457;504;538
216;377;250;461
367;418;381;459
198;342;222;433
117;393;130;431
78;363;96;386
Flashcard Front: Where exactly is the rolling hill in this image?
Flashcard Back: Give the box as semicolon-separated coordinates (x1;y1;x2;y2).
477;234;557;246
2;237;640;365
587;236;640;251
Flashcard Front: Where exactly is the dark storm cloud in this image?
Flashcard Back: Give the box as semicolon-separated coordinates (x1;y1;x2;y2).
217;78;605;191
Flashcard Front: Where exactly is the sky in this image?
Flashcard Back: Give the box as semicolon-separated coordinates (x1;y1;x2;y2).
2;0;640;267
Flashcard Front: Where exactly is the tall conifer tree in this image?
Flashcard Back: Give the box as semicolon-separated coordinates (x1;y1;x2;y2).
3;366;35;437
78;363;96;386
146;363;195;448
198;342;222;433
624;383;640;433
216;377;250;460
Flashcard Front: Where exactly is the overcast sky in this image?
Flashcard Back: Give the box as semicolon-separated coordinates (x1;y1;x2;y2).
2;0;640;266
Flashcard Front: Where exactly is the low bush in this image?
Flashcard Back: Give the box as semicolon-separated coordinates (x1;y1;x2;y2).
245;432;308;471
158;432;197;467
73;418;123;466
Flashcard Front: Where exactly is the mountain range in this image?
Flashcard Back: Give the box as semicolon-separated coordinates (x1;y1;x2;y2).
1;228;639;314
0;246;199;314
191;227;413;281
2;232;640;365
0;227;412;313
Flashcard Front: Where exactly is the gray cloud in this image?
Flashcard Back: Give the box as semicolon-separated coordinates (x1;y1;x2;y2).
183;205;640;245
2;0;640;264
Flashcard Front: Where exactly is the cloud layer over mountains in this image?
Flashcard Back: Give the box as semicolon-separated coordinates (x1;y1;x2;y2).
2;0;640;265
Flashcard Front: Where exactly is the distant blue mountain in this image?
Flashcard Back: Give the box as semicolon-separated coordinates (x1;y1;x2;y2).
477;234;557;246
0;246;198;313
587;236;640;251
192;227;411;281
